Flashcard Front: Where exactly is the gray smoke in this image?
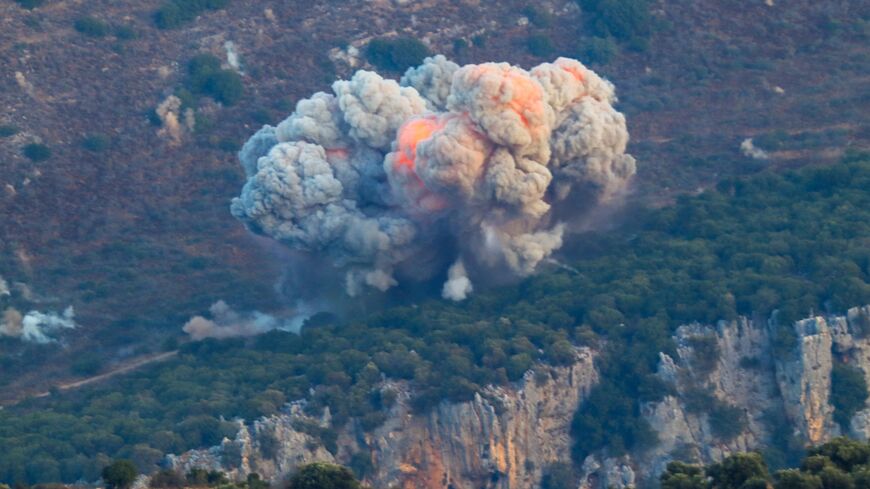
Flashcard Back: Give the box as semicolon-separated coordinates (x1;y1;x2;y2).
0;306;77;344
232;56;635;300
183;300;307;340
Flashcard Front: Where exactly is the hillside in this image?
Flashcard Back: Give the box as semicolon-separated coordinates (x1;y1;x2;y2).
2;154;868;486
1;0;868;399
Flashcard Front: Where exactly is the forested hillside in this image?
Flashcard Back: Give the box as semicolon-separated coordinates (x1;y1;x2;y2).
2;155;868;484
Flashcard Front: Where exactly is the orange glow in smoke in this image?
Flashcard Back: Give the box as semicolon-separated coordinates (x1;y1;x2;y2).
394;117;444;170
504;71;541;129
325;148;349;159
468;65;544;130
558;63;586;83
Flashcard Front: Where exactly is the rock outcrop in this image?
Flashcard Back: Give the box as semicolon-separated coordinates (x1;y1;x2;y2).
171;306;870;489
170;348;598;489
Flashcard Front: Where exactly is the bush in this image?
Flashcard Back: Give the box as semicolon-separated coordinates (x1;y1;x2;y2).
71;355;104;376
114;25;137;41
687;334;720;377
14;0;44;9
578;0;652;49
0;125;19;137
709;402;747;441
830;363;869;428
541;462;577;489
102;460;137;489
582;36;618;64
154;0;230;29
522;5;554;27
22;143;51;161
364;37;430;72
81;134;111;152
74;17;110;38
288;463;362;489
185;53;243;106
150;469;185;488
527;34;555;57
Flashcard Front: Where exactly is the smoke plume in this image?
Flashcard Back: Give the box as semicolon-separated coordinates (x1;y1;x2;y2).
232;56;635;300
183;300;306;340
0;306;77;344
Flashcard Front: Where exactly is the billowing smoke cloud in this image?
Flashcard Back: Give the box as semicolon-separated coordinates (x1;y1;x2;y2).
232;56;635;299
183;300;307;340
0;306;77;344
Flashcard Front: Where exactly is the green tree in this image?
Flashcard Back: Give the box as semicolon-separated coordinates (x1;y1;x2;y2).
364;37;430;72
830;364;869;428
661;461;707;489
101;460;138;489
773;469;822;489
287;463;362;489
22;143;51;161
707;452;769;489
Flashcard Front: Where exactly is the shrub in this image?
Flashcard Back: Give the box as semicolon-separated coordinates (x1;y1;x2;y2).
687;334;720;377
74;17;110;38
114;25;137;40
541;462;577;489
149;469;185;488
71;355;104;376
154;0;230;29
22;142;51;161
288;463;362;489
14;0;44;10
582;36;618;64
527;34;555;57
364;37;430;72
101;460;137;489
0;125;19;137
81;134;111;152
709;402;747;441
830;363;869;428
185;53;243;106
578;0;652;49
522;5;554;27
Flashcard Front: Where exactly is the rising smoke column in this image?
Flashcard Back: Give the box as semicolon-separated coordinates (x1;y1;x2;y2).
232;56;635;299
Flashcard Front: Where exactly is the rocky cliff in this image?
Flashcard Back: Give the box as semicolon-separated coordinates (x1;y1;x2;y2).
169;306;870;489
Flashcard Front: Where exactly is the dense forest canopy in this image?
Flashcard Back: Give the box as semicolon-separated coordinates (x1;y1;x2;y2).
660;437;870;489
1;155;868;484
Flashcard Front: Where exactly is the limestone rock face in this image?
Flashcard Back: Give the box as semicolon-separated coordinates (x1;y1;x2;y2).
170;348;598;489
171;306;870;489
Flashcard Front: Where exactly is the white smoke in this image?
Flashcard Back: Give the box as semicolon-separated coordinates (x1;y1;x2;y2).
0;306;77;344
156;95;194;146
182;300;307;341
0;276;9;297
233;56;635;298
224;41;241;72
740;138;769;160
442;260;473;301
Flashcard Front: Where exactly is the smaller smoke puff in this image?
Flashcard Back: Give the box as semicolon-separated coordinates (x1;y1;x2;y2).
0;276;9;297
156;95;194;146
442;260;473;301
740;138;769;160
0;306;76;344
183;300;306;340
